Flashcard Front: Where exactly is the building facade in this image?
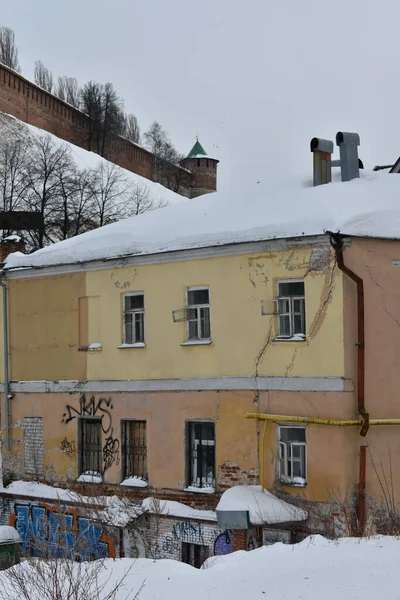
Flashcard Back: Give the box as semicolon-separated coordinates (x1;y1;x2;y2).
1;205;400;560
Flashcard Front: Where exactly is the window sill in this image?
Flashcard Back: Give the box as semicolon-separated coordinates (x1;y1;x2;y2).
184;486;215;494
120;477;148;488
181;339;212;346
279;479;307;488
118;343;146;349
273;336;306;343
77;472;102;484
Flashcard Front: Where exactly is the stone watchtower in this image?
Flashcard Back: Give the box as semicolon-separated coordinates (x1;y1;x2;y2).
180;138;219;199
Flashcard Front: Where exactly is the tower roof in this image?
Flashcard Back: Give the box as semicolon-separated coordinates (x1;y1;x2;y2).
187;139;208;158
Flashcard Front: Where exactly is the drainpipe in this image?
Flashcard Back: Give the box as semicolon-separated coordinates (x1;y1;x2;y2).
330;233;368;533
0;271;10;451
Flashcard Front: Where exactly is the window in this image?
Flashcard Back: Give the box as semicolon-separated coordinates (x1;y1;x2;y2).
187;421;215;489
276;280;305;339
182;542;210;568
24;417;44;476
123;293;145;345
79;418;102;475
278;426;306;485
186;288;211;341
121;420;147;480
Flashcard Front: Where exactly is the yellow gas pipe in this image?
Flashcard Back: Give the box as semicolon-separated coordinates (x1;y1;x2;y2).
247;413;400;491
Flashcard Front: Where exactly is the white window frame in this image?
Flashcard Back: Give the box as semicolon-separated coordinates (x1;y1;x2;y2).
277;425;307;486
275;279;305;339
122;292;145;346
185;287;211;342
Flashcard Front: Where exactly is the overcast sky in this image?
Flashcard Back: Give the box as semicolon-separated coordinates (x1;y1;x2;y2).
2;0;399;192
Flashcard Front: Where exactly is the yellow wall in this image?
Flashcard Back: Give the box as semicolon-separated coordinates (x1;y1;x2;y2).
84;246;345;381
7;273;87;381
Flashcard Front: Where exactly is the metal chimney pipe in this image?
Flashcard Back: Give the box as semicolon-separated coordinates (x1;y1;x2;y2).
310;138;334;186
336;132;360;182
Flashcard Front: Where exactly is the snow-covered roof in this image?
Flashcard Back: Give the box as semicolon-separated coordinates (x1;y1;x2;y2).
0;526;22;544
142;497;217;522
216;485;307;525
5;169;400;272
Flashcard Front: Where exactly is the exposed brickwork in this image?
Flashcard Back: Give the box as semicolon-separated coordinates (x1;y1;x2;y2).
218;461;259;490
23;417;44;476
232;529;247;552
0;238;25;262
0;64;217;198
58;480;221;511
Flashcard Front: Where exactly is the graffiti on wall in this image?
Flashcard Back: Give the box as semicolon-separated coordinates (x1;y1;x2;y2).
10;503;113;560
62;395;120;471
60;438;76;459
214;529;233;555
172;521;205;544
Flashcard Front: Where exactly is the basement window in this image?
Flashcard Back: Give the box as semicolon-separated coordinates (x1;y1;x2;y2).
78;418;102;475
278;426;306;486
122;293;145;346
261;280;306;340
182;542;210;568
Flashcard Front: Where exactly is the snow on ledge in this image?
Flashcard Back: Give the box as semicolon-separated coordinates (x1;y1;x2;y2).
216;485;308;525
77;472;102;483
184;486;215;494
142;497;217;522
0;525;22;544
120;476;148;488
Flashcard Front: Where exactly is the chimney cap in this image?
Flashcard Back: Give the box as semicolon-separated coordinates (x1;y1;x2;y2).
336;132;360;147
310;138;334;154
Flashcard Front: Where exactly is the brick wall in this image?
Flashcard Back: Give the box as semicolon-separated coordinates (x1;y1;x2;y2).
218;461;259;490
23;417;44;476
0;64;192;194
0;494;118;559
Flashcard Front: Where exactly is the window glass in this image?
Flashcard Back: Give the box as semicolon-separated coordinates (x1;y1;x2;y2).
187;289;209;306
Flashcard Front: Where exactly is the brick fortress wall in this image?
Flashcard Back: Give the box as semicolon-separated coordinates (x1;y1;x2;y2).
0;63;192;194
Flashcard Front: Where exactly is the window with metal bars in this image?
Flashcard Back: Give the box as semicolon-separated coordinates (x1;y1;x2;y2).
123;293;145;345
186;288;211;341
78;418;102;475
277;280;305;339
187;421;215;489
121;420;148;480
278;426;306;485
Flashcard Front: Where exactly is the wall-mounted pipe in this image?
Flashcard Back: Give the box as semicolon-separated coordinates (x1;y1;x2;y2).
330;234;369;437
0;272;10;451
246;413;400;427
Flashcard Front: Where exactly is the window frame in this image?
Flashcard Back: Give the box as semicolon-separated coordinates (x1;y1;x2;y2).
78;417;102;476
122;292;145;347
185;286;211;342
277;425;307;486
121;419;148;482
275;279;306;339
186;420;215;490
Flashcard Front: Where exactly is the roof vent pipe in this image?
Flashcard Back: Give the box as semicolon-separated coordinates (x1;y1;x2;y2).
336;132;360;182
310;138;334;187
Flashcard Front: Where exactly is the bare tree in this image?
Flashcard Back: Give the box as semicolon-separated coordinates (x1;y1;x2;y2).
56;75;80;108
89;162;130;227
80;81;124;157
34;60;53;93
122;114;141;144
144;121;184;190
127;183;166;216
0;26;20;72
24;134;75;249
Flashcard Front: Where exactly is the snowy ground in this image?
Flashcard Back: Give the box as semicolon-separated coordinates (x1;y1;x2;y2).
0;536;397;599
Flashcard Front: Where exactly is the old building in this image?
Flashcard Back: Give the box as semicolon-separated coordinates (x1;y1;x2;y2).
1;132;400;563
